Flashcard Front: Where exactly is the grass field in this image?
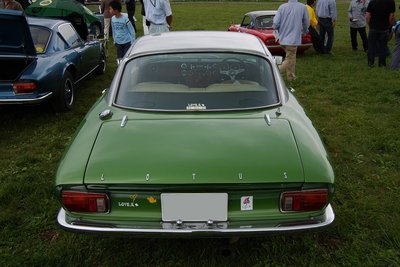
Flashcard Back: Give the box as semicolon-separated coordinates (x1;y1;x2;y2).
1;1;399;266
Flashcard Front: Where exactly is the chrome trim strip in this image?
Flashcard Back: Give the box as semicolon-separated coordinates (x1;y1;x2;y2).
57;204;334;235
75;65;98;83
0;92;53;104
120;115;128;127
0;54;36;59
264;114;271;126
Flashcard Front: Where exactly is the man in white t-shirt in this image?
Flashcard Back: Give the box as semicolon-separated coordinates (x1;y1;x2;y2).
143;0;173;33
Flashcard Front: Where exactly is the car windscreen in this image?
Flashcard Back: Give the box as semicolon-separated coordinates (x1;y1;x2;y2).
115;52;279;111
29;26;51;53
256;15;274;29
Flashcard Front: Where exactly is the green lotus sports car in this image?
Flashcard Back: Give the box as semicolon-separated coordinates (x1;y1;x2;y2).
55;31;335;236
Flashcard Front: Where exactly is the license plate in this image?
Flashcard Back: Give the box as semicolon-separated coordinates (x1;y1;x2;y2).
161;193;228;222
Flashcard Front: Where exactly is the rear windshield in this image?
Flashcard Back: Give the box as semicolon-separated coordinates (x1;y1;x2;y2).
30;26;51;53
115;53;279;111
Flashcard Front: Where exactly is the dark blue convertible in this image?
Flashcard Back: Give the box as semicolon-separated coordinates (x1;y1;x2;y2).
0;9;106;112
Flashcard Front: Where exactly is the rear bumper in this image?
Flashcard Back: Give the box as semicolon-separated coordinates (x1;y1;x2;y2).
57;204;334;236
267;43;312;54
0;92;53;104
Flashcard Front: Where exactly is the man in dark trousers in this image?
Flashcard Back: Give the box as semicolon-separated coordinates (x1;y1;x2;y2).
366;0;396;67
125;0;137;33
316;0;337;54
307;0;323;53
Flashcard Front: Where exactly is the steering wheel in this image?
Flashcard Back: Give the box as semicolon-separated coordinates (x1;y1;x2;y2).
219;58;246;82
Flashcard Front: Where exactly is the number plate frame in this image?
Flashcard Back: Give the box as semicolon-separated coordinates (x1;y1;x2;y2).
161;193;228;222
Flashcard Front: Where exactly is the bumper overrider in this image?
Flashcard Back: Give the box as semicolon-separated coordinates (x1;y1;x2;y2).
57;205;334;236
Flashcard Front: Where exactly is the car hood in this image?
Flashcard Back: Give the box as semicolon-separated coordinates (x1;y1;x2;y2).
0;9;36;56
84;117;304;185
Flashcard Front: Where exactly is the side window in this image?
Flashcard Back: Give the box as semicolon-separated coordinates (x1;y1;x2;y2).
54;34;69;51
58;24;83;48
29;26;51;53
241;16;252;28
256;16;274;29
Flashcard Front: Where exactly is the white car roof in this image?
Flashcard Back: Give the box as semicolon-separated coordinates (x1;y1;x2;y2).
246;10;277;16
127;31;272;58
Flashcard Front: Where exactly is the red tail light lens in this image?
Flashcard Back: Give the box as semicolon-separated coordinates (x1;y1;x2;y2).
280;189;328;212
265;38;276;45
12;81;37;94
303;36;312;43
62;191;109;213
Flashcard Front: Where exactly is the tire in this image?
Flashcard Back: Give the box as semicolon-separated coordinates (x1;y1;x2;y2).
96;53;107;75
51;71;74;112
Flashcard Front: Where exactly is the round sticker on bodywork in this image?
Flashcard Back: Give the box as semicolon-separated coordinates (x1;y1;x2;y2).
40;0;53;6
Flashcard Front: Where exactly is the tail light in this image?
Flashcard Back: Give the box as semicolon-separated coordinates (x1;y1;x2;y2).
265;38;276;45
302;36;312;43
12;81;37;94
280;189;328;212
62;191;109;213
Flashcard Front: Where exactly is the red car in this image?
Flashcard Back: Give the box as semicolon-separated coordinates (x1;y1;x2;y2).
228;11;312;55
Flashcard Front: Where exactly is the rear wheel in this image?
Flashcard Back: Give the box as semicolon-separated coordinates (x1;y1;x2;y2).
51;71;74;112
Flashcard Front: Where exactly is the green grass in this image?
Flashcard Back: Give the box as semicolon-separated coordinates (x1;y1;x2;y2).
1;1;400;266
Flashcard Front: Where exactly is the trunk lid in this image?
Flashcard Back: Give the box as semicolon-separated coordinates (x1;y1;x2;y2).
84;117;304;185
0;9;36;57
0;10;36;83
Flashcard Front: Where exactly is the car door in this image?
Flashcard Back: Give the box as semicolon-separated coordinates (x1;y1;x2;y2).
58;24;98;79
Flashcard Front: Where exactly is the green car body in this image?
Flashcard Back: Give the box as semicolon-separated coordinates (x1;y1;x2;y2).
55;31;334;236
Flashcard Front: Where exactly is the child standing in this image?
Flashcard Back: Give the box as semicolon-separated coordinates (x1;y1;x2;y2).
109;0;136;63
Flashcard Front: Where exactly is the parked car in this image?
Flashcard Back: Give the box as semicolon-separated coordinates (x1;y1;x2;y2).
228;11;312;55
56;31;334;236
0;9;106;112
